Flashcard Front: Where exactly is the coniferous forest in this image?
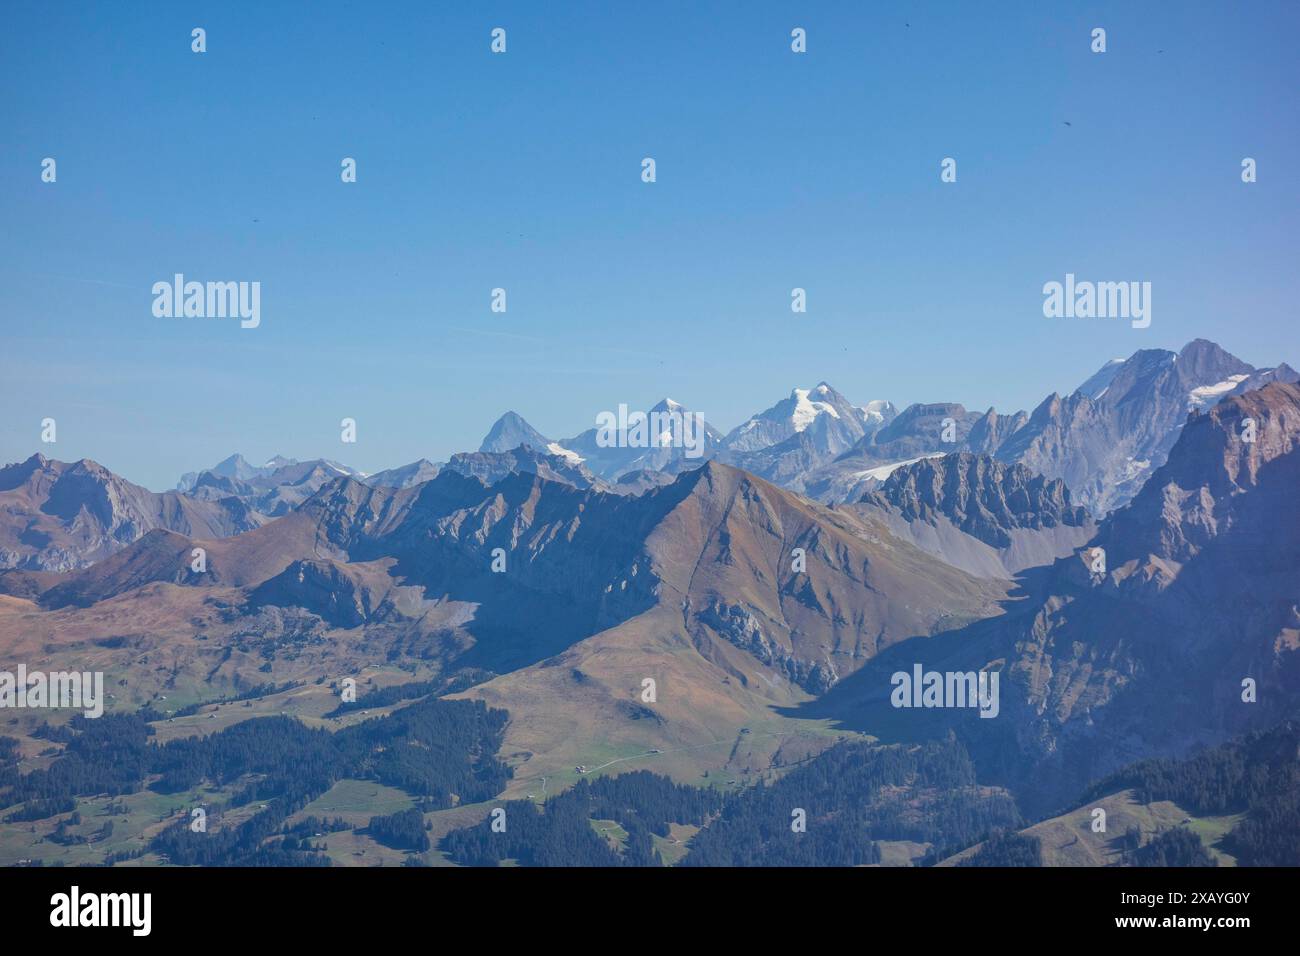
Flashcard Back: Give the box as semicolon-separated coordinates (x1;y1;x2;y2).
3;703;1297;866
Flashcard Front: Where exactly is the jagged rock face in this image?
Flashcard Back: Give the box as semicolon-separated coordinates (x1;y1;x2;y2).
0;455;265;572
995;340;1260;516
721;429;839;487
810;383;1300;812
700;600;839;694
788;404;1025;504
864;453;1090;549
441;447;609;492
779;340;1284;517
849;453;1096;578
1098;381;1300;570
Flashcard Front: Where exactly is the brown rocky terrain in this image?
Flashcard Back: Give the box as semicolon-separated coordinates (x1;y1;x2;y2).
0;454;266;572
801;383;1300;812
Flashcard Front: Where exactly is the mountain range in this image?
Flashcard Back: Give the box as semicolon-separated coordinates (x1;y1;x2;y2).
3;338;1288;577
1;338;1296;867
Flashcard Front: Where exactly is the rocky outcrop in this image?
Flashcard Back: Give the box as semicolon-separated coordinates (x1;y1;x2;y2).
810;383;1300;812
0;455;266;572
995;340;1259;516
699;600;839;694
855;453;1095;577
863;453;1091;549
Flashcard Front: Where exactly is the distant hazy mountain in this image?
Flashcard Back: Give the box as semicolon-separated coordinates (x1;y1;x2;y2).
791;401;1026;502
559;398;724;479
365;459;443;489
456;339;1290;519
176;453;326;491
784;339;1288;517
721;383;892;454
717;384;897;488
993;339;1279;515
0;454;265;572
182;456;368;517
478;412;554;455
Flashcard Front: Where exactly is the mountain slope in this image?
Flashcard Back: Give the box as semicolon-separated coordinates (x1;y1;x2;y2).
5;458;1009;790
800;382;1300;812
994;339;1267;515
855;453;1096;577
0;454;266;572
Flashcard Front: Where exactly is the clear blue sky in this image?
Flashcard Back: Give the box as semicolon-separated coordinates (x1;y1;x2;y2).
2;1;1297;490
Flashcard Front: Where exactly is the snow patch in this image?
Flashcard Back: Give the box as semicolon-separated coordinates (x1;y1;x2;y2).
857;400;893;424
547;443;585;465
791;387;841;432
854;452;946;482
1187;375;1250;410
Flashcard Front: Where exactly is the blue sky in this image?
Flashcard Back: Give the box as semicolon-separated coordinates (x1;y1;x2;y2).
2;1;1297;490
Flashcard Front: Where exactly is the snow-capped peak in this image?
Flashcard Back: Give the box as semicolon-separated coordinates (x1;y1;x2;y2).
791;387;841;431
